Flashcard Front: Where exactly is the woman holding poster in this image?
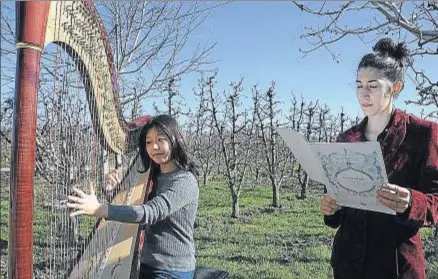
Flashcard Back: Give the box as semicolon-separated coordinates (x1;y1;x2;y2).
320;38;438;279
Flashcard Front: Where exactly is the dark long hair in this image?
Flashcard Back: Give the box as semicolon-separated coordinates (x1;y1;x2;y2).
137;114;198;178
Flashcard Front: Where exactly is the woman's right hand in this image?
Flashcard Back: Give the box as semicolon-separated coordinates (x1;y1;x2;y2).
320;194;341;216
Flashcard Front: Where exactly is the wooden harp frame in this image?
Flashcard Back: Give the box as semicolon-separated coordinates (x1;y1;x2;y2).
9;1;153;278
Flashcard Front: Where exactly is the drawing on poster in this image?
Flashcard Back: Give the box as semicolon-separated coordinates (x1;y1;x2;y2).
318;149;385;196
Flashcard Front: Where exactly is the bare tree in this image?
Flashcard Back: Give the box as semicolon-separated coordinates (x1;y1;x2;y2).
292;1;438;116
284;93;304;179
316;104;331;142
317;104;332;142
0;98;13;168
186;76;218;186
94;1;224;114
326;112;342;143
153;77;188;118
129;88;142;121
246;126;264;186
253;82;291;207
206;74;255;218
0;2;16;166
297;100;319;199
339;107;347;133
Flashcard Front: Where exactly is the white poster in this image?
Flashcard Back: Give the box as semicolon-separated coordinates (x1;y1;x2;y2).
277;128;395;215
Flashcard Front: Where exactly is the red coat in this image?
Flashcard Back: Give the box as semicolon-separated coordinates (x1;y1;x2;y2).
324;108;438;279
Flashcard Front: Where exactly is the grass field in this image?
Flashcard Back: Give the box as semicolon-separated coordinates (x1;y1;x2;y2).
193;181;438;279
194;182;335;279
1;177;437;278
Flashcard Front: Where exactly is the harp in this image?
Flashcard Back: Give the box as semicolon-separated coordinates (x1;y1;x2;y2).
9;1;153;278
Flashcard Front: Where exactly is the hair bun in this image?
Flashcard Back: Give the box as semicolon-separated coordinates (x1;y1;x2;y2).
372;38;410;62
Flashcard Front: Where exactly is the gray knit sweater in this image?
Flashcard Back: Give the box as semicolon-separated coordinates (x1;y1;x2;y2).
106;168;199;271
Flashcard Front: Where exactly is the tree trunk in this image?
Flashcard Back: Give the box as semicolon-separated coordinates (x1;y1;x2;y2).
291;158;297;178
297;165;309;200
271;176;280;207
231;192;239;218
255;167;260;185
299;173;309;199
203;171;208;187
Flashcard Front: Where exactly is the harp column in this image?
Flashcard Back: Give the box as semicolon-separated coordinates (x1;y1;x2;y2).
9;2;50;279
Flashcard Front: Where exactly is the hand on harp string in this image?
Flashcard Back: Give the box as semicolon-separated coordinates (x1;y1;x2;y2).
67;169;120;218
67;182;108;218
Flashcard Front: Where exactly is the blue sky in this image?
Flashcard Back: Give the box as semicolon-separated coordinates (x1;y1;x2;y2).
171;1;437;120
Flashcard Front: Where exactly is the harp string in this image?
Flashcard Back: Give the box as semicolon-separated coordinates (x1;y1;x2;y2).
76;0;96;274
71;4;82;272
